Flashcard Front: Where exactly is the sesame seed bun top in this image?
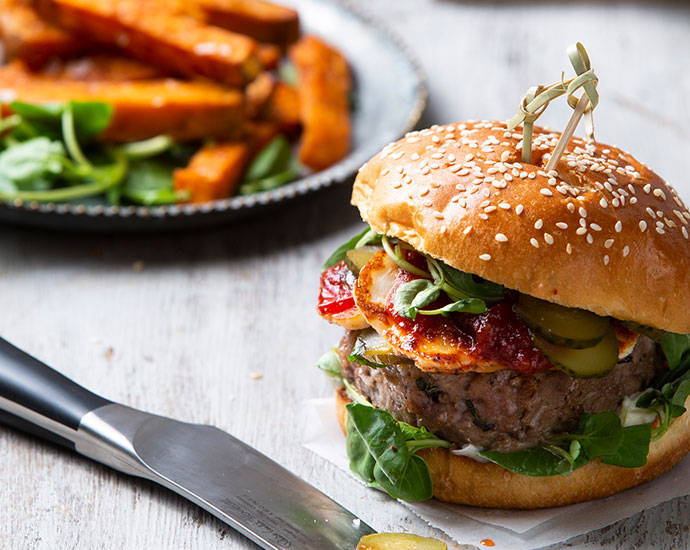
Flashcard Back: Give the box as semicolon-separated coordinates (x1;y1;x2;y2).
351;120;690;333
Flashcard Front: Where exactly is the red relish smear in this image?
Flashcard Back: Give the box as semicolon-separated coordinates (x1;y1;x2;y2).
318;261;356;316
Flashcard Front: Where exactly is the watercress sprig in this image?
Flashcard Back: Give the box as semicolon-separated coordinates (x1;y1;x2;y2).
481;411;652;476
346;402;450;501
323;225;382;270
384;236;503;320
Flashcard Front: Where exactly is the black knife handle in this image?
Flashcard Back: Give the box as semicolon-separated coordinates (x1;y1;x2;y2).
0;337;111;447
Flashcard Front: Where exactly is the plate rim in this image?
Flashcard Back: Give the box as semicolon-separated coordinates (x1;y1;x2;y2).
0;0;427;222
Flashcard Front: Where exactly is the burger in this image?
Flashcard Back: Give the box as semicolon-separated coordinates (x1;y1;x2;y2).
316;120;690;509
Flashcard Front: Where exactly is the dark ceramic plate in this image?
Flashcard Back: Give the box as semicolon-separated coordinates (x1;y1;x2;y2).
0;0;426;232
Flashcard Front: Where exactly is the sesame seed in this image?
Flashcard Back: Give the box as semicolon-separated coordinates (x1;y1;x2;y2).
604;239;614;248
615;221;623;232
623;246;630;257
586;234;594;244
643;183;651;194
420;166;430;175
380;168;390;176
556;222;569;230
540;188;553;197
500;151;510;162
653;188;667;200
516;204;524;215
567;203;576;213
410;153;420;160
484;205;497;213
498;202;511;210
682;227;689;239
656;227;665;234
530;238;540;248
639;221;648;232
464;153;475;161
463;226;473;235
576;227;587;235
495;233;508;242
544;233;554;245
579;207;588;218
390;152;404;160
599;198;608;208
566;243;573;254
479;253;492;261
603;255;610;266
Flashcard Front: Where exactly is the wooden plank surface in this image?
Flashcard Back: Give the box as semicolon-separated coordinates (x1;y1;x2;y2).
0;0;689;549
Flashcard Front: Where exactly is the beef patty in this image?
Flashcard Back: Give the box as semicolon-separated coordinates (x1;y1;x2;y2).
340;330;664;452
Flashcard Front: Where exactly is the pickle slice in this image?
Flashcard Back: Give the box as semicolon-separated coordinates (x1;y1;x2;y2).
357;533;448;550
516;295;610;349
345;246;380;275
534;329;619;378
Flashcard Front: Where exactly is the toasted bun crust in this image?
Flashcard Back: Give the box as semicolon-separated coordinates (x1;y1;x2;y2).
352;121;690;333
335;389;690;509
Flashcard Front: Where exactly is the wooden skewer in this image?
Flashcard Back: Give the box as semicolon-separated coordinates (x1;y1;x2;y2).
544;94;590;173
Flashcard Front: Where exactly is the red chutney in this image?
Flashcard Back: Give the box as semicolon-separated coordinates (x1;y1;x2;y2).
469;302;552;374
318;261;356;316
387;255;552;375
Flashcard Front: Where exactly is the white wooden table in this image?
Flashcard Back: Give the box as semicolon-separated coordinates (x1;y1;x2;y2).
1;1;689;548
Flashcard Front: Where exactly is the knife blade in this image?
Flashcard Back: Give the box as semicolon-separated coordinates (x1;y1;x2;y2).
0;337;375;549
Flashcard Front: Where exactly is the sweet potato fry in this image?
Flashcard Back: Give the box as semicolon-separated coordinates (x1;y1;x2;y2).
256;43;281;69
173;142;249;202
289;35;351;171
263;81;300;133
195;0;299;47
0;0;87;69
245;71;275;118
244;120;279;152
38;0;261;86
0;61;245;141
41;54;165;81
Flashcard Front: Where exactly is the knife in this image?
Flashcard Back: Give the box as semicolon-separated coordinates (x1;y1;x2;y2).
0;336;375;549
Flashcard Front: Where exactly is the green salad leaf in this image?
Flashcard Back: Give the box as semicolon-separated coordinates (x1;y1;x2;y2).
0;137;65;190
482;411;650;475
601;424;651;467
238;134;301;195
322;225;382;269
346;403;449;501
316;349;343;378
392;277;486;320
121;159;188;205
10;100;113;140
660;332;690;369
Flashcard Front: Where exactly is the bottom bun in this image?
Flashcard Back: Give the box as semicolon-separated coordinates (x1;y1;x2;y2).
335;389;690;509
